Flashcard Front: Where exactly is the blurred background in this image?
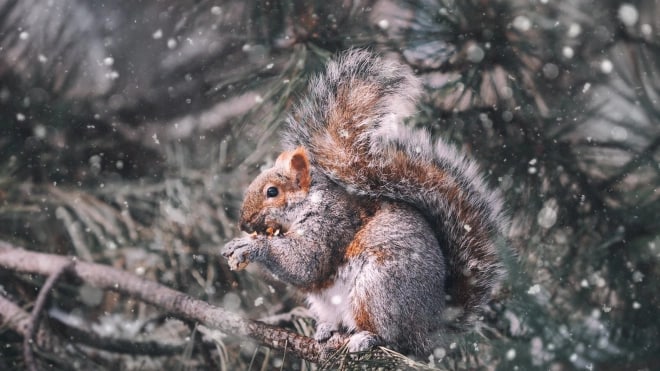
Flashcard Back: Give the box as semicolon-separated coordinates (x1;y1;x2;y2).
0;0;658;369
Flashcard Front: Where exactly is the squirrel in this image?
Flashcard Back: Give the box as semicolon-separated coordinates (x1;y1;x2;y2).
222;49;508;356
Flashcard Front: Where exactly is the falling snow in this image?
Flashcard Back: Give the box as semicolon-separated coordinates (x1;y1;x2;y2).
512;16;531;32
600;59;613;74
527;284;541;295
618;4;639;26
466;44;485;63
537;200;558;229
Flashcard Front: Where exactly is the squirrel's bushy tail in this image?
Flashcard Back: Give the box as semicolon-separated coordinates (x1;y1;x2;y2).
283;49;507;329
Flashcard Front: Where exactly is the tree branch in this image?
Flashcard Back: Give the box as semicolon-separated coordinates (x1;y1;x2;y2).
0;241;326;363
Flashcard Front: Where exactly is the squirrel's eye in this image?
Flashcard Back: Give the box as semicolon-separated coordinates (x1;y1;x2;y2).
266;186;279;198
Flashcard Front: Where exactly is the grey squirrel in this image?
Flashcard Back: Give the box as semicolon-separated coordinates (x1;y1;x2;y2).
222;49;508;356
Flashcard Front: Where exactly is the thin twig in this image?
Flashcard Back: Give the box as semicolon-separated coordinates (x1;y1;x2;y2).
23;261;72;371
598;135;660;190
0;294;33;338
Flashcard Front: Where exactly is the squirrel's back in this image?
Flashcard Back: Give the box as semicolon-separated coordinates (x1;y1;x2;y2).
283;49;508;330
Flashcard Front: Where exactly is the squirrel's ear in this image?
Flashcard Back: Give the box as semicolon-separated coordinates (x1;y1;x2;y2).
289;147;311;191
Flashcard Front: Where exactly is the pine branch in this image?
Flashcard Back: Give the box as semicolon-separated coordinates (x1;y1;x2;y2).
0;241;324;363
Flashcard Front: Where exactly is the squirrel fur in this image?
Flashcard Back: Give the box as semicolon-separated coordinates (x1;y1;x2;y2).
223;49;508;356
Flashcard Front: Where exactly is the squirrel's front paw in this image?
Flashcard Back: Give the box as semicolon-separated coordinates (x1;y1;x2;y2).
222;237;259;271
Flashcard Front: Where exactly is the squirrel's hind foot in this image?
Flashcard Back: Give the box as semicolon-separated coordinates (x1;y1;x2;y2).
346;331;383;353
314;322;337;343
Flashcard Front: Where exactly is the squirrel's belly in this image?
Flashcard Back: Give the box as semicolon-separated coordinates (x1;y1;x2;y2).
305;263;359;331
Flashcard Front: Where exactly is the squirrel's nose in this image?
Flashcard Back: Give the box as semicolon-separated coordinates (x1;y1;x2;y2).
238;211;255;233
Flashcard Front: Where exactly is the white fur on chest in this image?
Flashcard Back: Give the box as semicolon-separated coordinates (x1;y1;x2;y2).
306;263;358;331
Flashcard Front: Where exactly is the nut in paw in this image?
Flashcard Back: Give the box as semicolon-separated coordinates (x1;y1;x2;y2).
227;254;249;271
222;239;254;271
